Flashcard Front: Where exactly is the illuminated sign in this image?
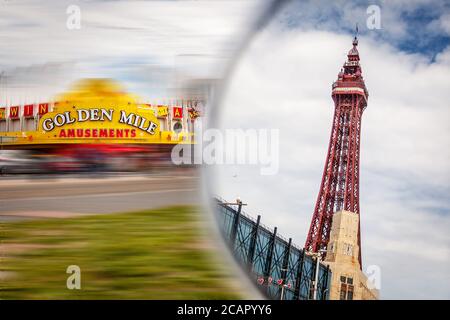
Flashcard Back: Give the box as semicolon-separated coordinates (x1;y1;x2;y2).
157;106;168;117
38;103;49;115
188;108;200;120
23;104;34;117
172;107;183;119
40;107;160;139
9;106;20;119
0;79;195;145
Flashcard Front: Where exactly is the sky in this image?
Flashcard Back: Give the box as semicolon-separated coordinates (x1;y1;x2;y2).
1;0;449;299
0;0;261;104
215;0;450;299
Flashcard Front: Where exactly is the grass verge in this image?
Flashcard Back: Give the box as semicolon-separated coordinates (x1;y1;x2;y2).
0;206;240;299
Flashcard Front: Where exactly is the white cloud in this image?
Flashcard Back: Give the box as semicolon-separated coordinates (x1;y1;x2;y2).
277;0;450;58
213;25;450;299
0;0;262;104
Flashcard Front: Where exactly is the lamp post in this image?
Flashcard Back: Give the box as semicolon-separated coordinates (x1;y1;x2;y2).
308;249;327;300
279;268;295;301
221;198;247;247
280;283;287;301
280;268;288;301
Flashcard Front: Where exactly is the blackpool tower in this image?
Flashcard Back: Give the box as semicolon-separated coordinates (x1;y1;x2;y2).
305;35;368;268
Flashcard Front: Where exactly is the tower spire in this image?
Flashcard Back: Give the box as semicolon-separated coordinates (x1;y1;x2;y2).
353;23;359;47
305;35;368;268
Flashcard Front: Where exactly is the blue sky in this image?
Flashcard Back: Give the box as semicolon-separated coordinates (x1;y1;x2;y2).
281;0;450;60
398;6;450;58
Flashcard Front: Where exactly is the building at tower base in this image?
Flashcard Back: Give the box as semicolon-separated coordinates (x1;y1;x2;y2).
323;210;379;300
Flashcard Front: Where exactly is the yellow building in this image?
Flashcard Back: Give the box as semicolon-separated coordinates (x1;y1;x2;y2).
323;210;379;300
0;79;200;147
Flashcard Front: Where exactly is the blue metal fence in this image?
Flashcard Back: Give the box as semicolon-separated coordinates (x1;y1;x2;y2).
216;198;331;300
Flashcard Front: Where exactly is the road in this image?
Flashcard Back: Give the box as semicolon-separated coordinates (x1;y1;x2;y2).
0;173;200;221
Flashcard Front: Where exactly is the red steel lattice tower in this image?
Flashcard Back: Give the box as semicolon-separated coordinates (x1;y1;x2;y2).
305;36;368;267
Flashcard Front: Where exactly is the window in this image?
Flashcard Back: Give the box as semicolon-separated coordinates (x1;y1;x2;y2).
346;244;353;256
339;276;354;300
343;243;353;256
347;286;354;300
340;283;347;300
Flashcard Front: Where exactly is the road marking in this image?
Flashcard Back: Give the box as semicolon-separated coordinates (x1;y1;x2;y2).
0;175;196;187
0;188;197;203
